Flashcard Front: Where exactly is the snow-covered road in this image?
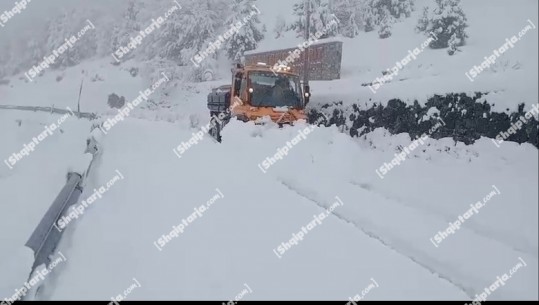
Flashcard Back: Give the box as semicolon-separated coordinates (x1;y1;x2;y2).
2;112;535;300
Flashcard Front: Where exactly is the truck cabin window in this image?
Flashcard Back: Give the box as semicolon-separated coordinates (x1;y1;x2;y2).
248;71;302;108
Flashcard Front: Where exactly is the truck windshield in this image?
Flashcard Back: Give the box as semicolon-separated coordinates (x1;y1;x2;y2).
249;71;302;108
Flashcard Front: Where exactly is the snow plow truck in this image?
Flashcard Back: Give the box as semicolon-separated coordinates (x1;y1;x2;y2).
206;63;312;142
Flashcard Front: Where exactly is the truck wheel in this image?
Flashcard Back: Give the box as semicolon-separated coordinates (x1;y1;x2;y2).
203;69;214;82
209;113;225;143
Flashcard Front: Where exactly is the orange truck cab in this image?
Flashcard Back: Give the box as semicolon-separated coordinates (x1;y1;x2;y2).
207;63;311;141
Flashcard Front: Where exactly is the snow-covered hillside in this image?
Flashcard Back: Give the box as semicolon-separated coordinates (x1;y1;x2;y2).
1;0;537;113
0;110;537;300
0;0;537;301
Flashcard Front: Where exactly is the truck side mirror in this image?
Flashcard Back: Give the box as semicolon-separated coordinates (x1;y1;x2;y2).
304;85;311;105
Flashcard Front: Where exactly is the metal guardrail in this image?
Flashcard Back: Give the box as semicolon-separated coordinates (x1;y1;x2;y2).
0;105;98;120
25;172;84;270
23;129;101;299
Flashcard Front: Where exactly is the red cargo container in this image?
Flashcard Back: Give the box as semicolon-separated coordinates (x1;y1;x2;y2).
244;39;343;81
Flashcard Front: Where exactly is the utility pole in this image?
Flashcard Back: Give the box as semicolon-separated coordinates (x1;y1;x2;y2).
77;79;84;118
303;0;311;88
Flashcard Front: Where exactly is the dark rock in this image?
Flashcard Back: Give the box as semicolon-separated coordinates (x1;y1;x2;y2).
308;93;538;148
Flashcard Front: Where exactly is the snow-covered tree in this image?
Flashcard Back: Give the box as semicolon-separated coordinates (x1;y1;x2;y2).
447;33;461;55
1;38;28;76
44;11;82;68
224;0;264;61
366;0;415;25
395;0;414;18
152;7;185;61
111;0;143;60
26;37;47;65
362;5;377;32
156;0;223;64
0;5;103;77
416;0;468;49
34;7;99;70
333;0;365;37
415;6;429;33
180;1;222;60
290;0;339;39
273;15;287;38
0;46;10;78
378;8;394;38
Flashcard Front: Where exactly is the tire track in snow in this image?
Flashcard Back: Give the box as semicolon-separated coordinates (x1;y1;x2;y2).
350;181;538;257
278;179;475;299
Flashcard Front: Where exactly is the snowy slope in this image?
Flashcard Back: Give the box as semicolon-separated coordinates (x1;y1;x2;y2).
0;110;92;298
309;0;537;113
32;119;469;300
1;110;536;300
0;0;537;301
1;0;537;114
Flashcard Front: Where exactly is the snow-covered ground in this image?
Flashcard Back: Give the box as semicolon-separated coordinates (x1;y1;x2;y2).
0;110;537;300
256;0;538;113
0;110;92;298
0;0;537;301
1;0;537;114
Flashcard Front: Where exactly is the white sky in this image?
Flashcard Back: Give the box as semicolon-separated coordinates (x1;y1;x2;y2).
0;0;124;42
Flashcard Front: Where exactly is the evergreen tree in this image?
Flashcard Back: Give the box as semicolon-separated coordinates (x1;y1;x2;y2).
0;44;10;78
27;37;47;65
225;0;264;61
273;15;287;38
416;0;468;49
111;0;142;60
447;33;461;55
290;0;338;39
157;0;223;64
38;8;99;70
153;4;186;61
378;8;394;38
415;6;429;33
44;11;81;68
396;0;414;18
362;5;377;32
365;0;414;26
333;0;364;38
